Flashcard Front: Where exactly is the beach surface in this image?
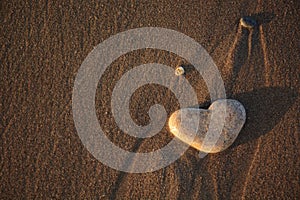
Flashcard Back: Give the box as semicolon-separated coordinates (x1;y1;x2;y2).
1;0;299;199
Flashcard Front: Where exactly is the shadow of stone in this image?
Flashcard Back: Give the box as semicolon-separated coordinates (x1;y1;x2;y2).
173;86;297;199
227;14;269;95
186;87;297;149
249;12;276;25
174;149;216;200
225;27;250;95
229;87;298;149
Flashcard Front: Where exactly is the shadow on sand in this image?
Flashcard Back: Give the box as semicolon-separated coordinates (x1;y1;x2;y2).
230;87;298;149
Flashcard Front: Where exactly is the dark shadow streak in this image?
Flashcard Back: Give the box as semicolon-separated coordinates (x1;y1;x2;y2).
109;138;144;200
250;12;276;25
186;87;297;150
228;12;275;93
109;13;277;199
174;87;297;199
230;87;298;149
226;27;250;96
174;12;277;199
174;149;216;200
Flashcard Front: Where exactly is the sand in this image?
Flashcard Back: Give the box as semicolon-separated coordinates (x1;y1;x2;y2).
1;0;299;199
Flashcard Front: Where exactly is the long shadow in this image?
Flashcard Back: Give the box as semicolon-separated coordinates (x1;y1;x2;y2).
108;12;278;199
230;86;298;149
109;138;145;200
191;87;297;149
173;87;297;199
249;12;276;25
224;26;251;96
228;12;275;90
174;12;278;199
174;150;216;200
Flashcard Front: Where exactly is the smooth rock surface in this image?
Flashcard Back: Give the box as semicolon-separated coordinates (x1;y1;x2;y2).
240;16;257;29
168;99;246;153
175;66;185;76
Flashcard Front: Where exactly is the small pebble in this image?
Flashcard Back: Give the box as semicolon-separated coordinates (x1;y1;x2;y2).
240;16;257;29
168;99;246;153
175;66;185;76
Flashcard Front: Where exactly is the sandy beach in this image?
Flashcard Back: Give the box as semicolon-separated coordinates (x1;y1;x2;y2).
1;0;299;199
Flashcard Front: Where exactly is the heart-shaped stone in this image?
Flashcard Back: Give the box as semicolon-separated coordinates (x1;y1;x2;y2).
168;99;246;153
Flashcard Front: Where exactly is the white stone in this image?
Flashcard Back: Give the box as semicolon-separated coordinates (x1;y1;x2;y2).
240;17;257;29
168;99;246;153
175;66;185;76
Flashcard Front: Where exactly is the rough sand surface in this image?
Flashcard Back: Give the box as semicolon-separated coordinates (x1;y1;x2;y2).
1;1;299;199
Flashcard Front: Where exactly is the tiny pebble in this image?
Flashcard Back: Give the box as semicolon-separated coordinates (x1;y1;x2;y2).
168;99;246;153
240;16;257;29
175;66;185;76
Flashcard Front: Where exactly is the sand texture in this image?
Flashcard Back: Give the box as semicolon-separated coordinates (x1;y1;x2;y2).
1;0;299;199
